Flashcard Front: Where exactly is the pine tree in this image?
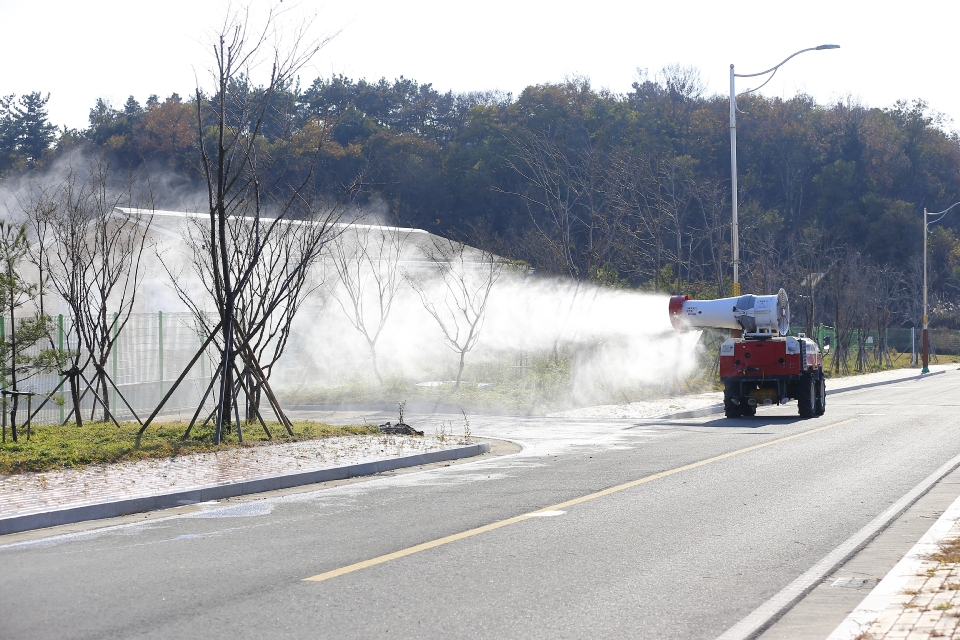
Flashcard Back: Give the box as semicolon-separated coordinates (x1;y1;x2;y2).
123;95;143;117
11;92;56;166
0;222;62;443
0;94;18;174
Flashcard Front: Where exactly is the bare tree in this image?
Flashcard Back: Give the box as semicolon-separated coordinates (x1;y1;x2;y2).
610;151;670;289
328;224;408;385
169;208;335;429
739;220;786;296
502;87;623;281
826;250;868;375
140;5;358;445
20;178;86;426
788;227;836;337
905;254;924;363
610;152;698;291
20;160;151;427
851;263;873;373
689;179;729;297
406;237;502;389
75;166;153;424
870;265;906;368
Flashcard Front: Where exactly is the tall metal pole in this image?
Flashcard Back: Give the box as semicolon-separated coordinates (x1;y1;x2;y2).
922;208;929;373
727;45;838;300
729;64;740;297
919;202;960;372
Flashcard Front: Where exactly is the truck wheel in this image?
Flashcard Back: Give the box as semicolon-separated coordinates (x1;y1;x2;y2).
798;373;815;419
741;405;757;417
814;372;826;416
724;382;740;418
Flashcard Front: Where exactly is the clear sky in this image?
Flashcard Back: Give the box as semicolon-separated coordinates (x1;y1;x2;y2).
2;0;958;132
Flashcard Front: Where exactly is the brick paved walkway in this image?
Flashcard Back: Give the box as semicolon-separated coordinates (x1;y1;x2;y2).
0;434;463;519
857;516;960;639
829;489;960;640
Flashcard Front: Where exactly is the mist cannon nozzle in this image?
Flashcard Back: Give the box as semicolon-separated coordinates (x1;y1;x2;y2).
668;289;790;336
668;295;689;331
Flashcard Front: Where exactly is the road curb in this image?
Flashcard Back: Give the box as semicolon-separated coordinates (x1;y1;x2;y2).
716;441;960;640
827;491;960;639
0;442;491;536
660;369;948;420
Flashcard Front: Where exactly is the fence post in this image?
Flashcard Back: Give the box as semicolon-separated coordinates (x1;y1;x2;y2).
1;315;5;432
58;314;64;423
911;326;916;366
199;311;205;380
112;312;118;415
158;311;164;396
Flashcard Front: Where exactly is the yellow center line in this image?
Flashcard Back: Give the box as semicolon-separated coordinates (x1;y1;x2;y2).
303;418;857;583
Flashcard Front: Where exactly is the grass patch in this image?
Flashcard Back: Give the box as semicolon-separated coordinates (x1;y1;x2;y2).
929;537;960;565
277;344;719;415
276;340;954;414
0;419;377;474
277;376;718;415
822;349;960;379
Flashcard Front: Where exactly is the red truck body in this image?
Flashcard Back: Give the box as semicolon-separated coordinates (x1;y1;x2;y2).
719;336;821;378
718;335;824;417
669;291;826;419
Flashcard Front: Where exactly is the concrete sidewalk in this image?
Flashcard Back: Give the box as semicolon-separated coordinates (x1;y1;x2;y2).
0;434;488;535
828;492;960;639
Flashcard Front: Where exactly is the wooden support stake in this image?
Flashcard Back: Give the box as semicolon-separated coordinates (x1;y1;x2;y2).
136;320;223;448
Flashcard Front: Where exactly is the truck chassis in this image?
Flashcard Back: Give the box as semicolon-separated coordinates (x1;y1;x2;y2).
720;335;825;419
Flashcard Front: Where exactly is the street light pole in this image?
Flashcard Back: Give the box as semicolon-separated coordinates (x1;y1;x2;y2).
729;44;839;297
922;202;960;373
923;207;928;372
729;65;740;295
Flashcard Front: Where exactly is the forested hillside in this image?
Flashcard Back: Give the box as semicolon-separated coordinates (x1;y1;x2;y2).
3;67;960;331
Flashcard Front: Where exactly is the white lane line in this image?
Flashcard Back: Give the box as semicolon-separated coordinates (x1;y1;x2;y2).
827;493;960;639
527;510;565;517
715;450;960;640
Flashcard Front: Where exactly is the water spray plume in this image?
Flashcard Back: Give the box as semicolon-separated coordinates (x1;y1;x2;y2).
284;263;704;409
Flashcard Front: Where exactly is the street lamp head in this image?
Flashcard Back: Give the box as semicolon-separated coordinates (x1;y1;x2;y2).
816;44;840;50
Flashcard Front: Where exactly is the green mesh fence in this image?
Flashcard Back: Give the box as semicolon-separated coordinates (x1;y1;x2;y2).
789;325;959;356
0;312;214;426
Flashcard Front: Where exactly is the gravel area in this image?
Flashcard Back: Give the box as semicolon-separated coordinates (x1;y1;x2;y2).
0;434;467;518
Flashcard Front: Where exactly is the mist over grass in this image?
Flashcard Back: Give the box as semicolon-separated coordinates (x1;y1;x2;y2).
276;272;709;414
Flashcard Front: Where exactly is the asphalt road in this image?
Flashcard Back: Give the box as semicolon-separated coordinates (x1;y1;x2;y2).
2;370;960;639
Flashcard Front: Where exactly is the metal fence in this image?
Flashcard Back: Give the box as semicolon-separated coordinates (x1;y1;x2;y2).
2;312;214;426
793;325;960;357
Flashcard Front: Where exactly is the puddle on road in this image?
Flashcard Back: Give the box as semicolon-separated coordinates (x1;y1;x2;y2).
186;502;275;518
